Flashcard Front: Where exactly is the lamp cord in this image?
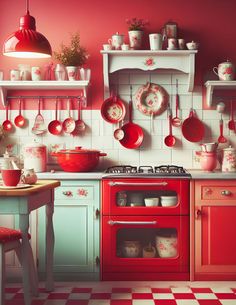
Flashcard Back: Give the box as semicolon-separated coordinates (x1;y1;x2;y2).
26;0;29;13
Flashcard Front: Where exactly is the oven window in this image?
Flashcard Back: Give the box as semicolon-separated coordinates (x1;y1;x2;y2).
116;191;178;207
116;228;178;258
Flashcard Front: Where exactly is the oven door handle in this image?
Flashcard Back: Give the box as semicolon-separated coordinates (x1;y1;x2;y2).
108;182;168;186
108;220;157;226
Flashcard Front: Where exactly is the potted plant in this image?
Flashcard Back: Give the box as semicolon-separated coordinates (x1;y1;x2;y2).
54;32;89;81
126;17;149;49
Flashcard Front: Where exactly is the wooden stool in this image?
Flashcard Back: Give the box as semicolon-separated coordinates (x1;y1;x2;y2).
0;227;35;305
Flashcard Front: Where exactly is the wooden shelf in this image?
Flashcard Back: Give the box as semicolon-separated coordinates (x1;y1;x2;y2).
205;80;236;107
0;80;89;106
101;50;197;98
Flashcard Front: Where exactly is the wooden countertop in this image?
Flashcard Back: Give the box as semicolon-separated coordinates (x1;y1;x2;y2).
0;180;60;196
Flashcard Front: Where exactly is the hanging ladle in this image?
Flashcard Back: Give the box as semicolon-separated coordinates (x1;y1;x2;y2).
114;120;125;140
171;79;181;127
62;98;76;134
164;108;176;147
73;98;86;134
228;100;235;131
14;98;26;128
48;98;62;135
218;114;227;143
2;102;13;132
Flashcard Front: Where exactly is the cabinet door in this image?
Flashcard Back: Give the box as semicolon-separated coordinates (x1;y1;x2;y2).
195;205;236;277
38;180;100;279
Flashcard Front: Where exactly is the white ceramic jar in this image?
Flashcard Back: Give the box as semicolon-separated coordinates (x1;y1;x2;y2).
23;141;47;172
222;146;236;172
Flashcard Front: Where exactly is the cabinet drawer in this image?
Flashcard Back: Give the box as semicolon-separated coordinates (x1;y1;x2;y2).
55;185;94;200
196;180;236;202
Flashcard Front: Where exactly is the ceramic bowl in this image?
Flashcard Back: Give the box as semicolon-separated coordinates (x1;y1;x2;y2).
144;197;159;207
122;240;142;258
160;196;177;207
186;41;199;50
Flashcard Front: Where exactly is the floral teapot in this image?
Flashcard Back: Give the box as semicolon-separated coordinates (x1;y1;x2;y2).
21;168;38;184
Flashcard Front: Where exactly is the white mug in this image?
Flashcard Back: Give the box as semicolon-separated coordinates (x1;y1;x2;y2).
178;38;185;50
168;38;178;50
108;32;124;50
18;64;31;80
149;33;162;50
103;44;112;51
10;69;20;81
31;67;42;81
121;44;129;51
79;68;91;81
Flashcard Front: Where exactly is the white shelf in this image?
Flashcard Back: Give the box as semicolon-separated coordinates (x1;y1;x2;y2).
205;80;236;107
101;50;197;98
0;80;89;106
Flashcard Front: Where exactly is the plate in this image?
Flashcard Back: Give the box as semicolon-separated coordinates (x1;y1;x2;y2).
101;96;126;123
135;82;169;116
0;183;32;189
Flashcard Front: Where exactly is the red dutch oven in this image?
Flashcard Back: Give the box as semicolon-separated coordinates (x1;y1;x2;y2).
51;147;107;172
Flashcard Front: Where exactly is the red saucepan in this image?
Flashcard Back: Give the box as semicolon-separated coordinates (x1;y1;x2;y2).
182;108;205;142
51;146;107;172
101;93;126;124
119;100;144;149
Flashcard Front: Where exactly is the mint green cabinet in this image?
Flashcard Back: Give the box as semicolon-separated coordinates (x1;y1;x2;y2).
38;180;100;281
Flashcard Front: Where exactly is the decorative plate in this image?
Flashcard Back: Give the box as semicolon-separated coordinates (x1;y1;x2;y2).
135;82;169;116
0;183;32;189
101;96;126;124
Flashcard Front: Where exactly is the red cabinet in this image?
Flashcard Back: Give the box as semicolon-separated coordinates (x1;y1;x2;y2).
193;180;236;280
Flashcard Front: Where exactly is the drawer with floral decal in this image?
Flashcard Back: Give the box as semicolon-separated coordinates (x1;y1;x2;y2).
196;180;236;202
55;184;94;201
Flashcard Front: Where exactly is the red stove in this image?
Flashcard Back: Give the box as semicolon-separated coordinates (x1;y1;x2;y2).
101;165;190;281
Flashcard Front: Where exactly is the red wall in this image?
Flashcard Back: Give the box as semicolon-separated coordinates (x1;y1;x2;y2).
0;0;235;110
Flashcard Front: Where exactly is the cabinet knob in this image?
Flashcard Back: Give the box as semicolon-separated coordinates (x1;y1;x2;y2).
62;191;73;197
221;190;231;196
195;209;202;219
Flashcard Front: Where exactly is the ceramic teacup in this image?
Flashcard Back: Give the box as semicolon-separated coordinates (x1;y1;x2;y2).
1;169;22;186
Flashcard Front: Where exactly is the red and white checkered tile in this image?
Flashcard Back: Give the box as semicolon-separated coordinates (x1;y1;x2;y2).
4;285;236;305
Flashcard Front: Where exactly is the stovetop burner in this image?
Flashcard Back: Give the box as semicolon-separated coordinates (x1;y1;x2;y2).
104;165;190;177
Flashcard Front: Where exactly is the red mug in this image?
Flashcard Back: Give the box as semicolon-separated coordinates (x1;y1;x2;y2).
1;169;22;186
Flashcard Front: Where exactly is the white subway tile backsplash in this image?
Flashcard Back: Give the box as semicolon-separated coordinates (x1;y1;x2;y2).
2;72;236;170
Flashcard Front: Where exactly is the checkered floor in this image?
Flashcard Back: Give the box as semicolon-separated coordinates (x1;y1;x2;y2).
5;283;236;305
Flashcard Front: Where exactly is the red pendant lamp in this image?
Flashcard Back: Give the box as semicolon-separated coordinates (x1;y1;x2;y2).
3;0;52;58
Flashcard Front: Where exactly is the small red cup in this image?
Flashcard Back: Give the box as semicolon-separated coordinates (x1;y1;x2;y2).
1;169;22;186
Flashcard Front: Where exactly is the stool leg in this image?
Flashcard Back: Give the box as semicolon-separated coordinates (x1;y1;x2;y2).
0;244;5;305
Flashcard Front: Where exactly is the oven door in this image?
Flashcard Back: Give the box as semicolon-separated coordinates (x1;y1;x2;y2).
102;178;189;215
101;215;189;280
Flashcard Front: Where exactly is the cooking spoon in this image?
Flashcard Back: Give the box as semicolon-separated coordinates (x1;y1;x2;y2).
164;109;176;147
171;79;181;127
48;98;62;135
14;98;26;128
2;103;13;132
62;99;76;133
228;100;235;131
218;115;227;143
74;99;86;133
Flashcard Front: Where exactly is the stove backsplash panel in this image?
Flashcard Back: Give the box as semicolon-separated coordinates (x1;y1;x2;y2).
0;72;232;170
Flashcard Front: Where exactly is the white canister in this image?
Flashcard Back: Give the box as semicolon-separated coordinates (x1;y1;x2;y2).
222;146;236;172
23;141;47;172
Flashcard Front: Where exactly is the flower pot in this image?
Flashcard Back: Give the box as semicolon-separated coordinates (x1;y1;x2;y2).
66;66;78;81
128;30;143;49
54;64;67;81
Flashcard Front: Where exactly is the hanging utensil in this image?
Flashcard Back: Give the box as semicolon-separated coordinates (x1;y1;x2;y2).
172;79;181;127
119;87;144;149
182;108;205;142
32;98;47;135
2;102;13;132
228;100;235;131
164;108;176;147
48;98;62;135
62;99;76;134
218;114;227;143
73;98;86;135
114;120;125;140
14;98;26;128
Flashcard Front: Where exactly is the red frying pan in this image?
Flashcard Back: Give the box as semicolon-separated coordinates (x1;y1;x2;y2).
119;100;144;149
101;94;126;123
182;108;205;142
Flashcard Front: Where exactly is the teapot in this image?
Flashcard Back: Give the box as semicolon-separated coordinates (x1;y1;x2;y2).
222;146;236;172
213;60;235;81
108;32;124;50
